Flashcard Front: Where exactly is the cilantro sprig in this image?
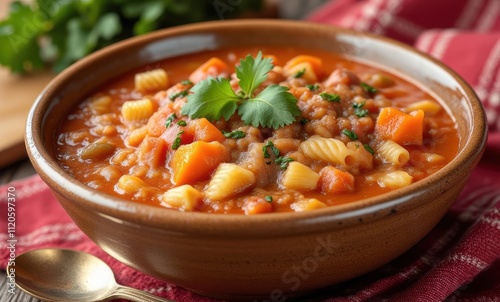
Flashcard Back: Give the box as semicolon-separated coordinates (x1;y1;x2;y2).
181;52;301;129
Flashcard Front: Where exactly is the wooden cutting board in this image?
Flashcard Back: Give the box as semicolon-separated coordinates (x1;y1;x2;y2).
0;68;53;168
0;0;54;168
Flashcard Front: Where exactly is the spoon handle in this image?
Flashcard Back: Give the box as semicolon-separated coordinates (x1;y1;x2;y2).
112;285;175;302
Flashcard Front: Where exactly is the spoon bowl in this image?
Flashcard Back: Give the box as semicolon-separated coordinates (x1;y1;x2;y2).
8;248;172;302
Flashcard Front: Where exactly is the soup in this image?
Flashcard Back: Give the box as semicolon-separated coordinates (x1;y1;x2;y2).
56;46;459;214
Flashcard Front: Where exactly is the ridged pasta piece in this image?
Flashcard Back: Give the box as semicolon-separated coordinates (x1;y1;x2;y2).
377;140;410;167
205;163;256;201
80;140;116;160
121;98;155;122
377;171;413;189
161;185;203;211
88;95;112;114
135;68;169;93
127;126;149;147
405;100;441;115
116;174;146;193
291;198;327;212
299;136;356;168
281;161;320;191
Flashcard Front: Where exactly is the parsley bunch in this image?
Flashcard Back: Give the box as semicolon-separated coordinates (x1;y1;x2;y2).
181;52;301;130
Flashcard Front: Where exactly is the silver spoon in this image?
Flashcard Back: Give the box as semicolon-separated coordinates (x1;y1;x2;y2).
7;248;174;302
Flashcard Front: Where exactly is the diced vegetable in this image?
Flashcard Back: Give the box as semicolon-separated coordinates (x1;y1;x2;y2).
189;57;229;83
284;55;323;77
80;140;115;160
319;166;355;194
170;141;229;185
187;118;226;142
137;137;168;168
285;62;318;83
375;107;424;145
146;105;175;137
244;200;273;214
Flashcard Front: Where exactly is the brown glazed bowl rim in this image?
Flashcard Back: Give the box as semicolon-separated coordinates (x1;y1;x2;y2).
26;19;487;238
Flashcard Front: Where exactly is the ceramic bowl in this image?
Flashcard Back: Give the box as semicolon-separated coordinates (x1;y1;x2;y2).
26;20;487;300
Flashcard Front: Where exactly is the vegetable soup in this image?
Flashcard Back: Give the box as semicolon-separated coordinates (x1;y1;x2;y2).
56;46;459;214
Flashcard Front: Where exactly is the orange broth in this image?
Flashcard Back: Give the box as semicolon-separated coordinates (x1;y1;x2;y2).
56;46;459;214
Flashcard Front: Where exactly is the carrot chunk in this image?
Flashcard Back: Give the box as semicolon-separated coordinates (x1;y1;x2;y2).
171;141;229;185
244;200;273;215
319;166;355;194
187;118;226;142
189;57;229;83
146;104;175;137
161;122;195;147
375;107;424;145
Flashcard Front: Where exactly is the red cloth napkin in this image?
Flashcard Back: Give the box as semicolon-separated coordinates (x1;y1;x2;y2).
1;1;500;301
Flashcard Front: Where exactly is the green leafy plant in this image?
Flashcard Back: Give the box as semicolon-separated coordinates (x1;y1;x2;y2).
182;52;302;129
0;0;263;74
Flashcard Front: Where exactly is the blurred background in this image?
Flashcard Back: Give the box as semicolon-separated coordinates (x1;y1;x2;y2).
0;0;328;170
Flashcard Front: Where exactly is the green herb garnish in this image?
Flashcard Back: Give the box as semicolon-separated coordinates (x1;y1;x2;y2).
353;101;368;117
275;156;294;170
360;82;378;94
300;118;309;125
170;89;189;100
181;52;301;129
177;120;187;127
165;113;177;128
265;195;273;203
293;68;306;78
364;144;375;155
262;141;294;169
306;84;320;92
262;141;280;159
181;79;193;85
172;131;184;150
342;129;358;140
319;92;341;103
223;130;246;139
